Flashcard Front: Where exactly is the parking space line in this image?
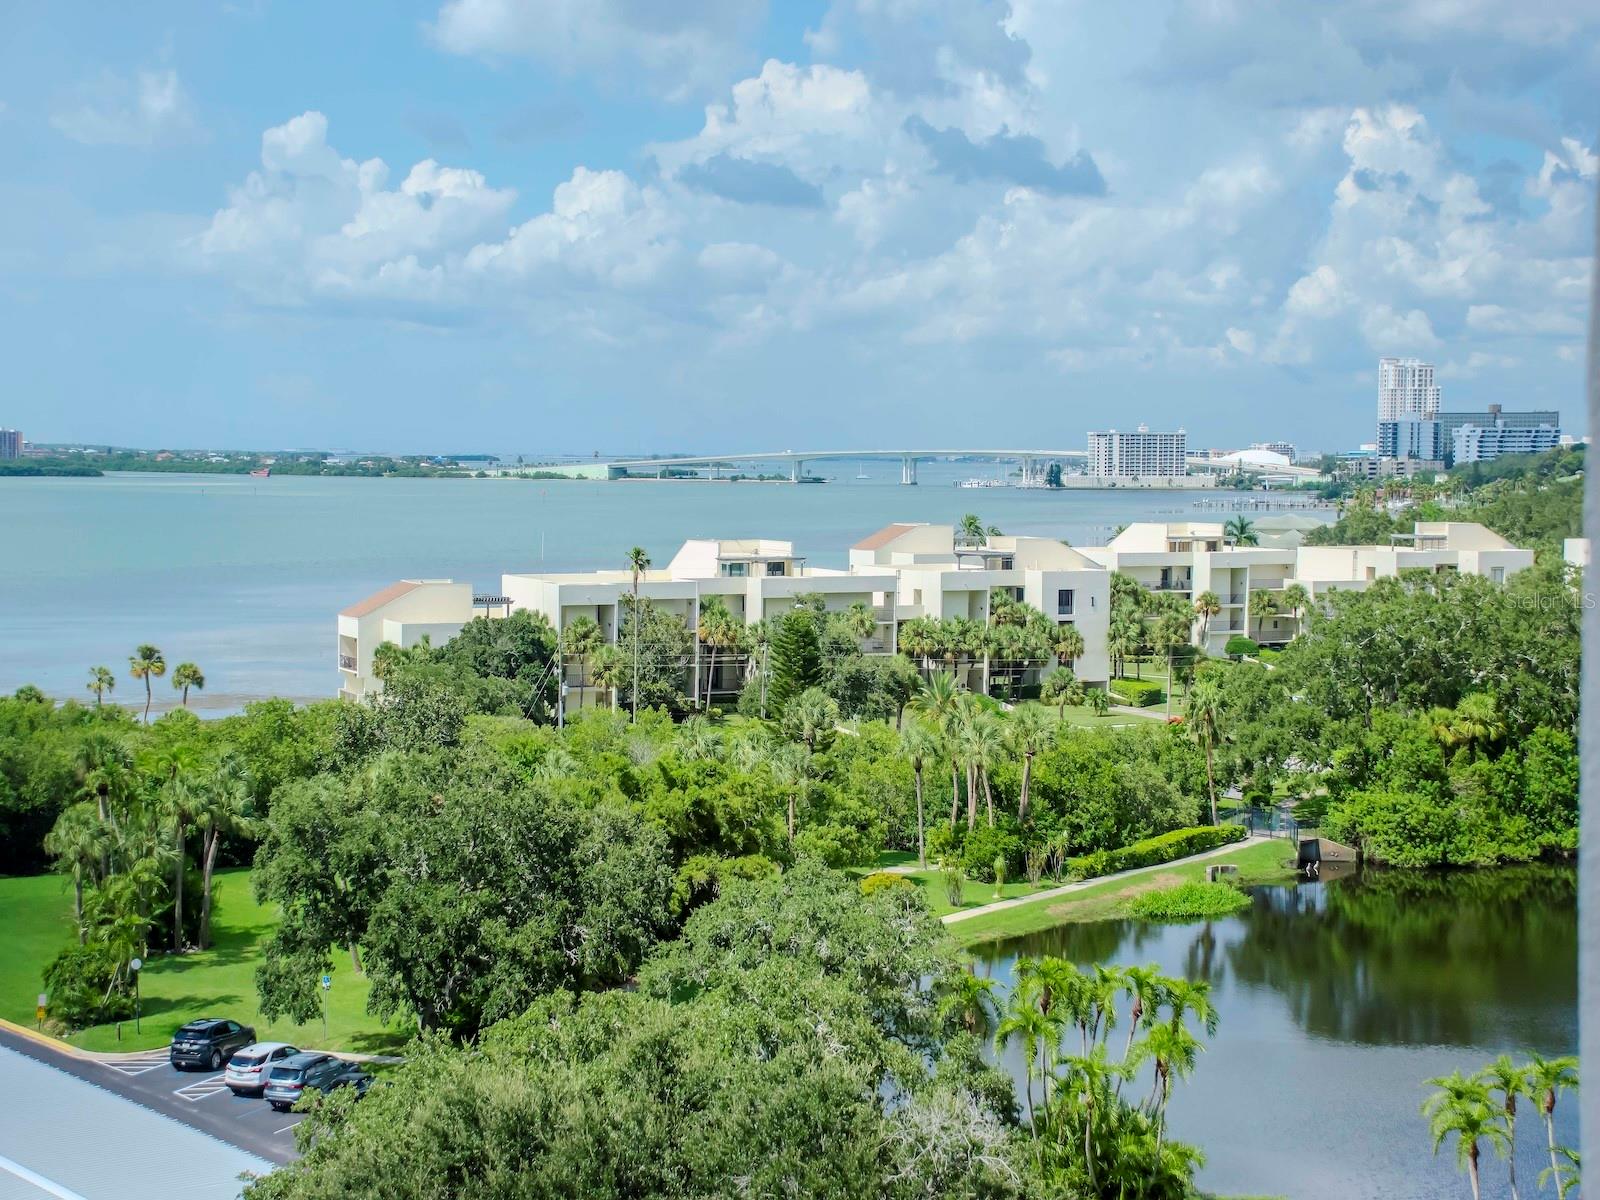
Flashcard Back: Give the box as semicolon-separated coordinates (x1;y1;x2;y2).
174;1072;231;1102
99;1054;168;1078
273;1121;302;1135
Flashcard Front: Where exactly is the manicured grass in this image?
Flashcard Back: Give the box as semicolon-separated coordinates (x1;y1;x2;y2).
1010;700;1145;728
947;840;1297;948
0;869;409;1055
872;850;919;869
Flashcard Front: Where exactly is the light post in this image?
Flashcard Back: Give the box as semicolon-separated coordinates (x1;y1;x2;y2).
129;957;142;1034
320;973;331;1044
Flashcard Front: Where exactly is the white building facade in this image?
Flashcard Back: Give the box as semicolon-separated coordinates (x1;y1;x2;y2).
1088;426;1187;478
1378;357;1441;424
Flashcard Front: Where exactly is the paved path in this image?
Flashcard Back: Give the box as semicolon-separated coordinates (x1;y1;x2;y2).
941;835;1274;925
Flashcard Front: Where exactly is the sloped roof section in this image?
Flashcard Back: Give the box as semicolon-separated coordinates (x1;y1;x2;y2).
340;580;420;618
852;523;919;551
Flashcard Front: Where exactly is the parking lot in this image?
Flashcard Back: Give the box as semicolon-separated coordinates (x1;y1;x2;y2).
0;1041;274;1200
0;1025;305;1166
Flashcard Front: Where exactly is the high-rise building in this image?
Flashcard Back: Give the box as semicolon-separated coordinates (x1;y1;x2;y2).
0;429;21;460
1088;426;1187;478
1452;419;1561;464
1378;419;1442;461
1378;358;1441;424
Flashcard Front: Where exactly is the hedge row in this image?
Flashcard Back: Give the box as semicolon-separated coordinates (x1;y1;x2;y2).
1067;824;1246;880
1108;677;1166;707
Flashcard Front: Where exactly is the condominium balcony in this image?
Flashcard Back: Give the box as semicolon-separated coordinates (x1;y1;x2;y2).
1151;579;1193;592
338;654;357;672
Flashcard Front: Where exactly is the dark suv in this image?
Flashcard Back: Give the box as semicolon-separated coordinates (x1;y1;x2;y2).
169;1018;257;1071
263;1052;372;1112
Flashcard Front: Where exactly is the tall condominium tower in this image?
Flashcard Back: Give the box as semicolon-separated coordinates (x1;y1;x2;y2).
1378;357;1441;424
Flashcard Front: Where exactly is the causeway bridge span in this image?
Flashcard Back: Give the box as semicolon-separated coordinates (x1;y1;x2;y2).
604;449;1088;484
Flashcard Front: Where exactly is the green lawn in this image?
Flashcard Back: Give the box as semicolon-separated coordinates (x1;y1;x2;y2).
1009;700;1147;728
947;840;1297;948
0;869;409;1054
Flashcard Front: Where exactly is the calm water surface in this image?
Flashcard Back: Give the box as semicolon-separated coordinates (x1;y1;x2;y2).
970;866;1578;1200
1;468;1286;704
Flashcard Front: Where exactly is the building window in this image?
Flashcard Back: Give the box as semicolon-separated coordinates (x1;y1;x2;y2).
1057;588;1074;615
1491;566;1505;584
722;562;748;577
766;561;785;576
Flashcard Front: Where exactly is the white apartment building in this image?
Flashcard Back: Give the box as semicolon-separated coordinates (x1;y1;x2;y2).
1249;441;1296;462
337;579;477;700
1452;420;1561;464
848;523;1111;688
1378;357;1441;424
1083;520;1533;655
1088;426;1187;479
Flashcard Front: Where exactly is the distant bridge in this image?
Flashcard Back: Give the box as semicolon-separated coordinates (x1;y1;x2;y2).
604;449;1089;484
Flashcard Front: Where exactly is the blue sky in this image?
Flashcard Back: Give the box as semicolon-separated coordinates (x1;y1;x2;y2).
1;1;1594;456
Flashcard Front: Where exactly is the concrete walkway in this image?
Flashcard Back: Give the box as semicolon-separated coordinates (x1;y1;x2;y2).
941;835;1274;925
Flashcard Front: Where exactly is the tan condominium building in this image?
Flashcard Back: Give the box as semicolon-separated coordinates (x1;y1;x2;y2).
336;519;1531;702
1082;520;1533;655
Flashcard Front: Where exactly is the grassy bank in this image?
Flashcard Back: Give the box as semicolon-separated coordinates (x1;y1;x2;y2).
947;840;1297;948
0;869;409;1054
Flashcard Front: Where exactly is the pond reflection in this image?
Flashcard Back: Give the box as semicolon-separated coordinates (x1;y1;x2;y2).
969;866;1577;1200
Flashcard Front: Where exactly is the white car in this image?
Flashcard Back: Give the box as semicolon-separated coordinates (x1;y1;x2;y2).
223;1042;300;1095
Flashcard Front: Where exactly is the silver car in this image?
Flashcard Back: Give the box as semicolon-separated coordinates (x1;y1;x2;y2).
223;1042;300;1095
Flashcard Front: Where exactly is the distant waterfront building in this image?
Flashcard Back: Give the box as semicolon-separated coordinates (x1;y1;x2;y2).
1452;418;1561;465
1435;405;1560;464
1249;441;1296;462
1088;425;1187;478
1378;358;1441;424
1341;455;1444;482
1378;418;1442;462
0;428;21;460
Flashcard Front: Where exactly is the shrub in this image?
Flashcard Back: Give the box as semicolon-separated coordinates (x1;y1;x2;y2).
1108;678;1165;708
859;871;914;897
956;823;1024;882
1066;825;1246;880
43;943;133;1029
940;865;965;907
1224;635;1259;659
992;855;1006;892
1024;845;1047;886
1127;881;1251;921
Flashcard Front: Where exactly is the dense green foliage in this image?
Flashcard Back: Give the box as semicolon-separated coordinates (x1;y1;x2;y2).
1110;677;1165;707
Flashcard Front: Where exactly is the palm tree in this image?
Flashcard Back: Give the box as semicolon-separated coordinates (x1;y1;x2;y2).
1281;582;1310;632
589;643;626;711
1248;588;1279;641
1051;622;1085;668
1116;964;1168;1089
1151;605;1191;719
171;662;205;707
1424;1076;1508;1200
1107;615;1142;680
1006;704;1055;823
626;547;650;722
86;666;115;708
958;513;998;546
1192;590;1221;636
128;644;165;724
937;966;997;1036
907;672;964;828
44;803;103;943
1223;515;1258;546
163;775;205;952
995;984;1055;1135
838;601;877;645
561;615;602;716
742;619;774;717
1524;1054;1579;1197
695;597;739;711
194;760;257;949
900;722;941;866
1475;1056;1526;1200
1040;671;1082;718
1449;693;1506;759
1185;679;1224;824
766;740;812;844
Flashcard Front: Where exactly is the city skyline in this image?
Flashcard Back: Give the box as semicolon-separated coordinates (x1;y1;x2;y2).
2;3;1594;451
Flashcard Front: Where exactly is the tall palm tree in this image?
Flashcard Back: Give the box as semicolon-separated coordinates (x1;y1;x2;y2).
171;662;205;707
907;672;964;828
1281;582;1310;631
194;760;257;950
589;643;625;711
1006;704;1055;823
1423;1075;1508;1200
1051;622;1085;668
1524;1054;1579;1197
696;598;742;711
838;601;877;645
626;547;650;723
767;741;811;844
1116;964;1168;1091
1223;515;1258;546
1248;588;1279;641
163;775;204;952
1185;679;1224;824
44;803;104;943
937;966;997;1036
86;666;115;708
562;615;602;716
1151;604;1191;719
1192;590;1221;645
1475;1056;1526;1200
128;644;166;724
900;721;941;867
995;984;1055;1135
1107;616;1142;680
